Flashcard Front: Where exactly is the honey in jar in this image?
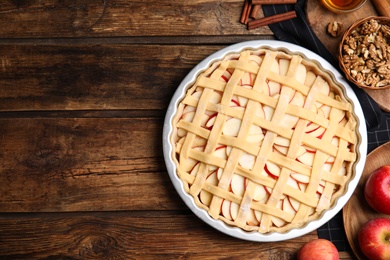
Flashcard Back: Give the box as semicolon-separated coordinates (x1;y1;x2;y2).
321;0;366;12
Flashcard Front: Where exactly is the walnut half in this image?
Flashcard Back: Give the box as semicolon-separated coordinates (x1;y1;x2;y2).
327;21;343;37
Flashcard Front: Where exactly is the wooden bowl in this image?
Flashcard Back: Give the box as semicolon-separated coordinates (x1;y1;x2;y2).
339;16;390;90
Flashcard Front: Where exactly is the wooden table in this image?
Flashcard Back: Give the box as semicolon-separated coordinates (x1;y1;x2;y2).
0;1;355;259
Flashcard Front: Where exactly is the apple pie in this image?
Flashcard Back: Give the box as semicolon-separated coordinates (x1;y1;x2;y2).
170;48;358;233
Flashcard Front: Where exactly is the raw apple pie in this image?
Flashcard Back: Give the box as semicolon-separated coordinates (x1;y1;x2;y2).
171;48;358;233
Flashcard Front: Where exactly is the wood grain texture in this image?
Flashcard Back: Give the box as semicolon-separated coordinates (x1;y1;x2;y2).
0;117;191;212
0;211;319;259
343;142;390;260
0;0;271;38
0;44;224;111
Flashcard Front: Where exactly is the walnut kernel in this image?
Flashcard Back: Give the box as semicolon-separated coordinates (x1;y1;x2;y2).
327;21;343;37
341;19;390;88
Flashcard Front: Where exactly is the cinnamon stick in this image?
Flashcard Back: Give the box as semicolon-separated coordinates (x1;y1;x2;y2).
251;0;297;4
247;10;297;30
250;4;261;19
240;0;252;24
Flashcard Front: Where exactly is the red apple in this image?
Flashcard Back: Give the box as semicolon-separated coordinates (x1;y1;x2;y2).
297;239;338;260
358;218;390;260
364;165;390;215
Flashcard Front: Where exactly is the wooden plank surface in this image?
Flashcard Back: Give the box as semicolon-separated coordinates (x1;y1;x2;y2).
0;211;318;259
0;44;223;111
0;117;187;212
0;0;271;38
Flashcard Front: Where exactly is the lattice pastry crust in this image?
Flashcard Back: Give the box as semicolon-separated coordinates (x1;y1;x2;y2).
171;48;358;233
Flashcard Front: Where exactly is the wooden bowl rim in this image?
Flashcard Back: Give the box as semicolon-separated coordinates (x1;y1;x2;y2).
339;16;390;90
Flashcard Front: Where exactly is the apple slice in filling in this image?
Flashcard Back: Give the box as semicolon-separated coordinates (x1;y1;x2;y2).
221;69;233;82
264;161;281;180
239;153;256;170
291;173;310;184
223;117;241;137
231;174;246;197
247;209;260;226
209;145;227;171
221;199;233;220
199;171;219;206
240;72;253;87
295;63;307;84
304;70;317;87
296;151;315;166
271;200;286;227
267;59;281;96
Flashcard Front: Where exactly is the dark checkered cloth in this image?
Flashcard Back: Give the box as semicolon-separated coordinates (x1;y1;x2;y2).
263;0;390;251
